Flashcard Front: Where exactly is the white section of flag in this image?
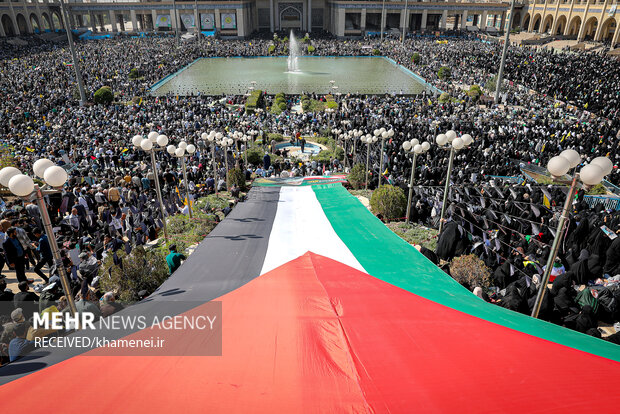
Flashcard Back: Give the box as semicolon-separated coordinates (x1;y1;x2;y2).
260;186;365;275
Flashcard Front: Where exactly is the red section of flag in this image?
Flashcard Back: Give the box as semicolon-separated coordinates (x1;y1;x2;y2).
1;252;618;413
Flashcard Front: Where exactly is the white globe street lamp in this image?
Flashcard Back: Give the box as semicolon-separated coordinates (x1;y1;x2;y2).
532;152;613;319
436;130;474;233
0;160;76;315
132;133;170;240
402;140;430;224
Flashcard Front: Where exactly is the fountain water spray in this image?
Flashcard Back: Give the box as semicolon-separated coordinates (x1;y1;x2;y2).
287;30;300;72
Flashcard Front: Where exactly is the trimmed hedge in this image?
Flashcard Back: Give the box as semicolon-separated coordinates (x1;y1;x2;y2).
437;66;452;81
128;68;141;79
94;86;114;104
369;185;406;220
411;52;421;64
348;163;366;190
245;89;264;113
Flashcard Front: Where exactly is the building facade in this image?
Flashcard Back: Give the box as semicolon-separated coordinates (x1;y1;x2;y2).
521;0;619;46
2;1;524;39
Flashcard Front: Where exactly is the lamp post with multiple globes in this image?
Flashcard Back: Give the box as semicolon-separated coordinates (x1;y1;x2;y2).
360;133;378;190
375;127;394;187
435;130;474;233
531;151;613;318
0;161;77;315
132;132;170;241
165;141;196;219
402;139;431;224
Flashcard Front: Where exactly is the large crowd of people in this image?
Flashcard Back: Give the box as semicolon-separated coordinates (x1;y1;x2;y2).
1;30;619;364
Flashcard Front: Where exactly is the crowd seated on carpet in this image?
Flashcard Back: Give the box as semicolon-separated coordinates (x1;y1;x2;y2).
1;31;620;364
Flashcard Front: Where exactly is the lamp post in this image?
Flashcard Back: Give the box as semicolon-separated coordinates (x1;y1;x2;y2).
0;162;77;316
132;132;169;241
531;151;613;319
166;141;196;218
380;0;386;41
402;0;408;44
58;0;87;105
494;0;516;104
172;0;180;47
402;139;430;224
220;135;234;181
202;131;219;193
436;130;474;233
360;133;378;190
377;127;394;187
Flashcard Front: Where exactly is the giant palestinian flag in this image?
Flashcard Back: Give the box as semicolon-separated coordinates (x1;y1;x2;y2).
1;181;619;412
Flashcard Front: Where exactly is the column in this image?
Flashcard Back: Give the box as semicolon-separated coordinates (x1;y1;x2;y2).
421;9;428;30
308;0;312;32
215;9;221;30
500;11;506;31
453;13;459;30
90;11;97;32
440;10;447;29
119;14;126;32
0;21;5;37
401;7;408;31
480;10;488;29
151;10;158;31
337;8;345;37
130;10;138;32
612;22;620;47
109;10;117;33
269;0;274;32
194;4;199;33
381;5;386;33
576;0;592;41
493;14;497;28
237;8;245;36
361;8;367;31
594;0;610;40
563;1;576;35
461;10;468;29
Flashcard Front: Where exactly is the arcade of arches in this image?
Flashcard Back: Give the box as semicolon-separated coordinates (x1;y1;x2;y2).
523;1;620;47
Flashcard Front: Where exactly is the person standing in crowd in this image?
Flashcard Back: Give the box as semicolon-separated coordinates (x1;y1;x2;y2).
3;228;28;284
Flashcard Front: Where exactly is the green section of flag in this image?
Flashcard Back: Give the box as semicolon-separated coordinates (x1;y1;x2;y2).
313;184;620;362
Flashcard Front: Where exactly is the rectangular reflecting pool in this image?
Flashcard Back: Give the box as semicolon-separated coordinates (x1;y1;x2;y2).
150;57;435;96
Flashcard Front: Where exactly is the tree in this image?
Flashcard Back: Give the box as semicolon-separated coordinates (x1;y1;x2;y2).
411;52;421;64
485;75;505;94
437;66;452;81
227;167;246;191
94;86;114;105
307;45;315;53
98;246;170;303
468;84;483;101
128;68;141;79
372;49;381;56
347;163;366;190
246;146;264;166
438;92;451;103
369;185;406;220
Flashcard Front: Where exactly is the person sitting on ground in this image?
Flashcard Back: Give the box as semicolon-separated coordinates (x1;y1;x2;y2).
100;292;124;318
166;245;186;275
13;281;38;319
8;322;35;362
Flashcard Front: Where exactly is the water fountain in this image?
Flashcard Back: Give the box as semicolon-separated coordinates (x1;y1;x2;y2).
287;30;300;72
